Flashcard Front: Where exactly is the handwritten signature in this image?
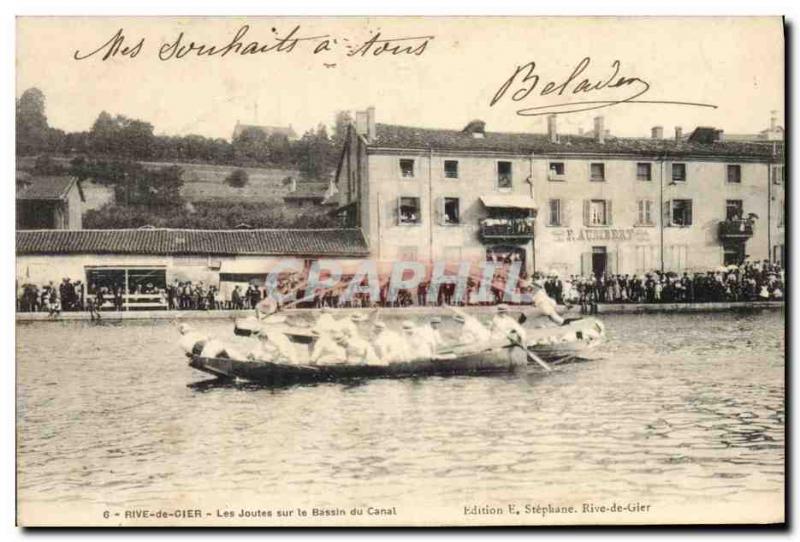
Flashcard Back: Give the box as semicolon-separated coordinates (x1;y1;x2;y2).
491;57;717;116
73;26;433;62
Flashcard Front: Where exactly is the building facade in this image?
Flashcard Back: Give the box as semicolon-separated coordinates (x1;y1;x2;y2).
335;109;785;277
16;229;369;295
16;175;85;230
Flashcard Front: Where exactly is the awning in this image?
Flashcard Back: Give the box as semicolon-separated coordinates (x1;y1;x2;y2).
480;195;538;210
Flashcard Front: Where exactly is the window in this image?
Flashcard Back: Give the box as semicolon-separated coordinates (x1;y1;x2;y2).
399;159;415;178
779;200;784;228
772;165;784;185
725;199;743;221
672;163;686;182
548;199;562;226
497;161;512;189
637;200;654;226
549;162;565;180
727;164;742;184
636;162;652;181
443;160;459;179
398;197;421;224
443;197;460;225
590;163;605;182
670;199;693;226
584;199;611;226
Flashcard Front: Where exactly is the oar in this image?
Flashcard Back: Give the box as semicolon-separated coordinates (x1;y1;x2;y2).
507;333;552;372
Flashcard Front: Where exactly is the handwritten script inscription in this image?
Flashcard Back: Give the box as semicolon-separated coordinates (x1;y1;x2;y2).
74;26;433;63
491;57;717;116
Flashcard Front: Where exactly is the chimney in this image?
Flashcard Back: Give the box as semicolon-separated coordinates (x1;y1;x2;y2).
770;110;777;132
675;126;683;142
577;127;584;136
651;126;663;139
355;111;368;138
366;106;376;142
547;114;558;143
593;116;605;144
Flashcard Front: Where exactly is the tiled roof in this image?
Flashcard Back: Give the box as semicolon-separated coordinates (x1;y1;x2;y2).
370;123;784;160
17;228;369;257
16;176;78;201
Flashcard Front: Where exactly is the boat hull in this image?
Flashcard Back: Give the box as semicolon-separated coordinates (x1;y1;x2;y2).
189;343;531;385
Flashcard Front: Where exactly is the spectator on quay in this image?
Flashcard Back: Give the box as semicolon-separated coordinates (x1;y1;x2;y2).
114;285;124;311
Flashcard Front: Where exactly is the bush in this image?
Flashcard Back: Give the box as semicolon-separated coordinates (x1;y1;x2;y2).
225;168;249;188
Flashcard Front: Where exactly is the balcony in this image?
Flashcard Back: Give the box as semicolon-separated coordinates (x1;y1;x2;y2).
719;219;754;242
479;217;533;242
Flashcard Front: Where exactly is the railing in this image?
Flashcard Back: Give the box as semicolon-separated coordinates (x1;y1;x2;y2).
479;218;534;240
96;293;168;311
719;219;754;241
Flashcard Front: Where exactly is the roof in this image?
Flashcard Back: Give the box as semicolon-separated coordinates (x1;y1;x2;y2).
16;176;82;201
283;182;333;202
369;123;783;160
17;228;369;257
480;195;537;210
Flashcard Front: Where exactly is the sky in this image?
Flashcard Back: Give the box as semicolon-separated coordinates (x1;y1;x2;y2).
16;16;785;141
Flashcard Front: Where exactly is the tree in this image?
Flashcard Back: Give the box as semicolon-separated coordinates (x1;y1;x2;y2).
88;112;155;159
225;168;249;188
232;127;270;164
295;123;336;180
333;110;353;148
32;155;67;176
16;88;50;155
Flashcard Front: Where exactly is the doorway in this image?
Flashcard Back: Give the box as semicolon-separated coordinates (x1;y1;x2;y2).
592;246;607;277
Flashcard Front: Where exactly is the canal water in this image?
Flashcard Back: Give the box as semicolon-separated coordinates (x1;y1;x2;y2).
16;310;784;523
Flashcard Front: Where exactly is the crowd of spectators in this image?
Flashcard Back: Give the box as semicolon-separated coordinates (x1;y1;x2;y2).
543;260;784;313
17;260;785;315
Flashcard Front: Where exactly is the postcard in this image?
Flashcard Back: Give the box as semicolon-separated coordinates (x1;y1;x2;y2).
15;16;785;526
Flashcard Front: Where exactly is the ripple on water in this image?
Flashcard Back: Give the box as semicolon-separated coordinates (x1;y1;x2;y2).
16;311;784;509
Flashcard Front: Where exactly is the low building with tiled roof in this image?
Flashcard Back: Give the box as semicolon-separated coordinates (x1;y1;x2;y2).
334;107;785;276
16;175;85;230
16;228;369;304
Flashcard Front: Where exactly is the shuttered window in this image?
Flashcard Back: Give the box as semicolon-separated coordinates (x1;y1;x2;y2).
637;200;654;226
548;199;562;226
584;199;611;226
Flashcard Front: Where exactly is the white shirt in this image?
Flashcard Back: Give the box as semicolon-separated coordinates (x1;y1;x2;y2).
345;336;379;365
373;329;408;364
179;331;208;354
490;314;527;345
410;328;436;360
310;334;346;365
459;316;492;346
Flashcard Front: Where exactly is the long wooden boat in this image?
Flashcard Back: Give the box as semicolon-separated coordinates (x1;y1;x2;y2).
189;342;531;385
187;317;605;385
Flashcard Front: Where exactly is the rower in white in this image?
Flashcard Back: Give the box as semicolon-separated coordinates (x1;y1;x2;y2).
371;321;406;365
309;327;346;365
453;312;492;347
490;304;527;345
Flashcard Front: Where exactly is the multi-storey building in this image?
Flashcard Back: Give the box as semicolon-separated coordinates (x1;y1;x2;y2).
334;108;785;277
